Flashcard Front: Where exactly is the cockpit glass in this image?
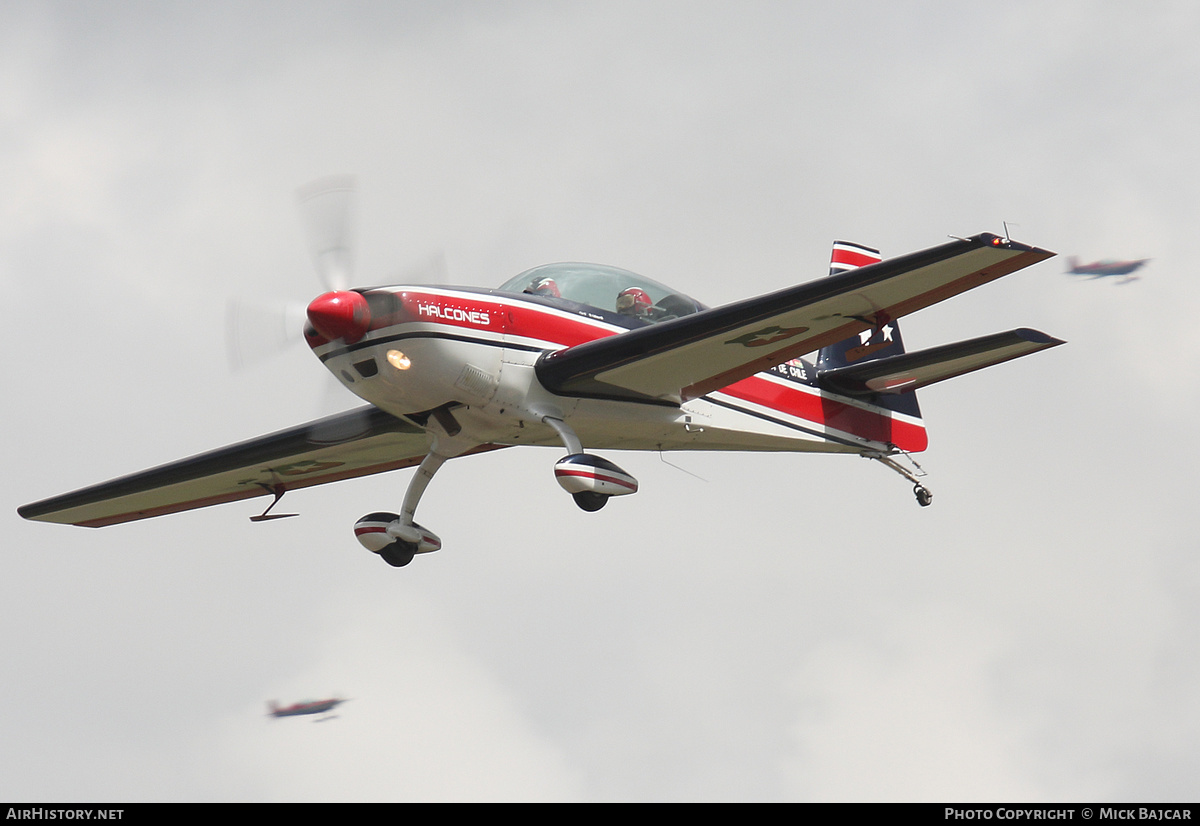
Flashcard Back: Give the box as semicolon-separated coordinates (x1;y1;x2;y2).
497;263;705;323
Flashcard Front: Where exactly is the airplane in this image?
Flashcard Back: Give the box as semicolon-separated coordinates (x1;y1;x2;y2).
268;698;346;720
18;184;1064;569
1066;255;1149;283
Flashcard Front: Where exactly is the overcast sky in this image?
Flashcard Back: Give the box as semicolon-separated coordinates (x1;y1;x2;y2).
5;0;1200;802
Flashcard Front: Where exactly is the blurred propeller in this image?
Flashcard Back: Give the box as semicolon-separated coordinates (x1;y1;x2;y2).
394;249;450;287
225;176;449;372
225;298;308;371
226;175;358;370
296;174;357;291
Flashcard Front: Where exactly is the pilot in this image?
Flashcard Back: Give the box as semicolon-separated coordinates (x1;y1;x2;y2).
525;277;561;298
616;286;653;318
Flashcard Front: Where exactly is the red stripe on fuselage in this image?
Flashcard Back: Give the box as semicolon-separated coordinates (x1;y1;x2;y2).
399;294;928;451
403;293;501;331
719;374;928;452
310;289;926;451
308;288;623;351
503;300;621;348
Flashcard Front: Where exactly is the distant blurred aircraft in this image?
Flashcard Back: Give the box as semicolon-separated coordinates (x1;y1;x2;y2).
1066;256;1148;283
268;698;346;721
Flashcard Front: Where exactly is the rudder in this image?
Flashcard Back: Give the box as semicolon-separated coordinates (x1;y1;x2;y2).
816;241;921;420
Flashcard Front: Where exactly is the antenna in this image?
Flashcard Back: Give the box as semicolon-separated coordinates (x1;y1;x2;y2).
657;446;708;482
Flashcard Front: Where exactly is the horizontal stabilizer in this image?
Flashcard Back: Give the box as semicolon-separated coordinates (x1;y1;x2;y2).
817;328;1064;397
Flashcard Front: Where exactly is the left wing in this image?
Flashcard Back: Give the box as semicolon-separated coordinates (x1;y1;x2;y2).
536;233;1054;404
18;406;497;527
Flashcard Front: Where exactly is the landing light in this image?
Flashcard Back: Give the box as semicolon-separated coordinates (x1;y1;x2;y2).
387;350;411;370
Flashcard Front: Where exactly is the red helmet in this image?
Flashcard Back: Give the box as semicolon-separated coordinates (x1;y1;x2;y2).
616;287;652;316
529;277;560;298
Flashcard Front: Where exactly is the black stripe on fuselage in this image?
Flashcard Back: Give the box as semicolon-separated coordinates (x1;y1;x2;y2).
315;324;682;408
702;395;868;450
316;329;542;363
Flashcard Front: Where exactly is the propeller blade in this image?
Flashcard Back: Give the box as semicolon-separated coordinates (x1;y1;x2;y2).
225;298;308;371
296;175;356;291
394;250;450;286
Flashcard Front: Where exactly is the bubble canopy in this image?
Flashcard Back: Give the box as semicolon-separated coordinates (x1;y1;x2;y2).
497;263;706;323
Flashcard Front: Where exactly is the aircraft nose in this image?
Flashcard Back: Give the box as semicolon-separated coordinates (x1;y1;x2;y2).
306;291;371;344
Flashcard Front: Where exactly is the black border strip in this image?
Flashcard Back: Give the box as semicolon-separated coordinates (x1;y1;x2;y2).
703;395;867;450
317;330;538;363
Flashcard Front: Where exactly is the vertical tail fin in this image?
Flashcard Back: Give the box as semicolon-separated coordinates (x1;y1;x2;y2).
816;241;922;420
827;240;882;277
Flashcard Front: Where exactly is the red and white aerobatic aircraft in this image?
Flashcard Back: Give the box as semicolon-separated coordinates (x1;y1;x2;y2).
19;185;1063;568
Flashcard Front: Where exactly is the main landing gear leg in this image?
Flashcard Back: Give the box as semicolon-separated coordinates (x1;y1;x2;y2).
864;450;933;507
539;413;639;512
354;418;476;567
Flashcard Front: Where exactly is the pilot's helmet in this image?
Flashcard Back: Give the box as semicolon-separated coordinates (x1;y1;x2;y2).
616;286;652;316
529;277;561;298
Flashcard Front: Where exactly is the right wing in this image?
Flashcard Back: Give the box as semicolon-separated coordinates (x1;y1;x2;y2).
536;233;1054;404
18;405;499;528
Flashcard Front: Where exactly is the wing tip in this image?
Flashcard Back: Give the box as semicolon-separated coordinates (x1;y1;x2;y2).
970;232;1056;259
1012;327;1067;348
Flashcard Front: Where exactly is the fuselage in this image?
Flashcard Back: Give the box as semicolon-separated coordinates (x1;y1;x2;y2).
303;264;927;458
